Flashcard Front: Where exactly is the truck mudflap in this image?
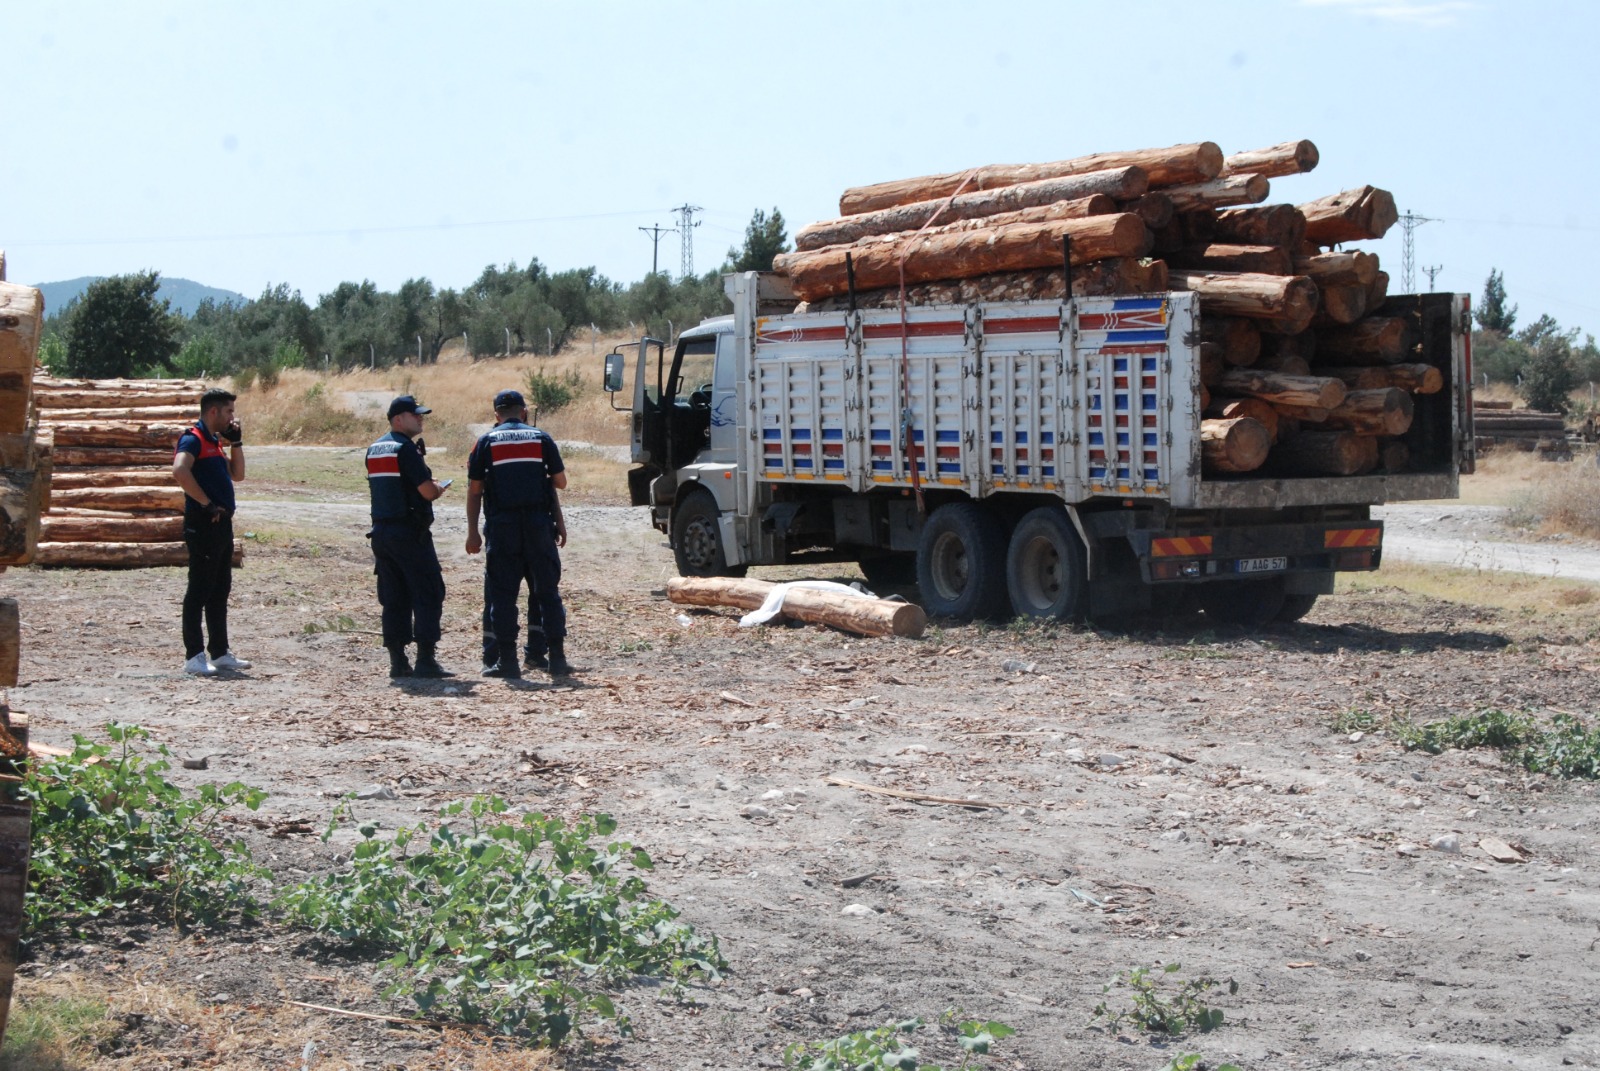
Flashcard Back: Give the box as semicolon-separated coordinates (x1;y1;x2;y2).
1133;520;1383;583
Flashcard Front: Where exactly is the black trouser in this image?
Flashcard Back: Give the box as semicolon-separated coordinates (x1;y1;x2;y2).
480;528;563;666
183;513;234;660
371;523;445;648
484;513;565;662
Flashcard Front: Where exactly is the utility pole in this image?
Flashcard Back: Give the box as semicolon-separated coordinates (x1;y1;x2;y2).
674;203;703;278
1423;265;1444;291
1397;210;1436;295
638;223;676;276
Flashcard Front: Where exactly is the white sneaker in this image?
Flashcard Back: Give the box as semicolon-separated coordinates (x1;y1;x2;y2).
183;653;217;676
211;652;252;671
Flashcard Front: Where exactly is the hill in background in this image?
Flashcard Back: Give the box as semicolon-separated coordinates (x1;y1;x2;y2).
32;276;249;317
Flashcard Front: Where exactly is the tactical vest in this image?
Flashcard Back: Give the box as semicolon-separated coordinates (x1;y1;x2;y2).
480;421;551;514
366;431;430;524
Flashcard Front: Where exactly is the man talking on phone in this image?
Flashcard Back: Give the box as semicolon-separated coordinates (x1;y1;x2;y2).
172;387;249;676
365;395;454;680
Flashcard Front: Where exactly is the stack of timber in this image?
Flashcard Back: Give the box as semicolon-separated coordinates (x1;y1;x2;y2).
779;139;1450;479
1472;400;1571;459
33;376;244;568
0;254;52;1043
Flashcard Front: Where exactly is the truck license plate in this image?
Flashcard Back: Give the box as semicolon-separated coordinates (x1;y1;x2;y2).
1237;557;1288;574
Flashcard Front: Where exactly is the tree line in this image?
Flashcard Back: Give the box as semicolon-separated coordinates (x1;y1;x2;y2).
39;209;792;382
1472;268;1599;414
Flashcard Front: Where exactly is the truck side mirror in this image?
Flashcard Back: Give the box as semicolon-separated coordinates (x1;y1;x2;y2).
603;353;625;393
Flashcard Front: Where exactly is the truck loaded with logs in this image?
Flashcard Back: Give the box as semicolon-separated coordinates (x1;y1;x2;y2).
605;140;1476;626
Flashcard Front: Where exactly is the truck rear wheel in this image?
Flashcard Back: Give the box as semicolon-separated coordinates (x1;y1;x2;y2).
1005;506;1088;622
1197;578;1286;627
916;502;1009;620
672;491;745;578
1275;592;1319;623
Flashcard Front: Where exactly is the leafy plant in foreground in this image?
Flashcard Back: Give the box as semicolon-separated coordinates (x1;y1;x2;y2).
783;1016;1014;1071
19;723;268;934
1092;962;1235;1037
274;795;724;1045
1394;708;1600;779
1161;1054;1242;1071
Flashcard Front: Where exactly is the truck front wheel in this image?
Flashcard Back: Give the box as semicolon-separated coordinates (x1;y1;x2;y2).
916;502;1009;620
672;491;745;578
1005;506;1088;622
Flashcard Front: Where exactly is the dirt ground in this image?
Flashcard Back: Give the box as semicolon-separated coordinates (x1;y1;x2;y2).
6;455;1600;1070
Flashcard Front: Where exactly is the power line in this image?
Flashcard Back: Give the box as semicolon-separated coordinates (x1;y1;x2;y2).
637;223;677;276
9;208;679;249
674;204;702;278
1396;210;1437;295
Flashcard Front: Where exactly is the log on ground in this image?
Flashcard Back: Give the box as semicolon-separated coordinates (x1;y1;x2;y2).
40;404;196;423
48;467;172;489
797;171;1139;250
1168;270;1321;334
773;214;1149;303
46;421;191;449
838;142;1222;215
41;514;186;543
48;486;184;513
52;446;174;467
667;576;926;638
35;389;199;410
1200;417;1272;474
1218;369;1347;409
32;540;244;568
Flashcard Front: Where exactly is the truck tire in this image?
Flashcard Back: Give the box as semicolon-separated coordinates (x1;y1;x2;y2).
916;502;1009;620
1274;592;1319;623
1005;506;1088;622
1197;578;1286;627
672;491;745;578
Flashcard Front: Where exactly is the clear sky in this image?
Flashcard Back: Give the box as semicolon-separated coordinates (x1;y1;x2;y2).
7;0;1598;340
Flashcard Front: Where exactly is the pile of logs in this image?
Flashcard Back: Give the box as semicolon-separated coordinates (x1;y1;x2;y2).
779;139;1445;479
35;377;244;568
1473;399;1572;460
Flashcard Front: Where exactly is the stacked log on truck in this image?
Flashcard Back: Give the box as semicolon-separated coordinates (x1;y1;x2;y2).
34;377;244;568
1472;399;1572;460
0;256;53;1043
777;138;1451;479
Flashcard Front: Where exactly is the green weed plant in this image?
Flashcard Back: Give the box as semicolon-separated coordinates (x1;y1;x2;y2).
274;795;724;1045
783;1016;1014;1071
19;723;268;934
1092;963;1235;1037
1395;707;1600;779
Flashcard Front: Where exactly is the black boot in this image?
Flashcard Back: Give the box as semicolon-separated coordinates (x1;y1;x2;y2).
387;646;413;679
483;653;521;679
412;642;454;678
547;639;573;677
523;649;549;671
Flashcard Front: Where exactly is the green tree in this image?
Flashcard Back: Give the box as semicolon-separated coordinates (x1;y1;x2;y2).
1520;333;1578;414
1475;269;1517;334
62;271;181;378
725;207;790;273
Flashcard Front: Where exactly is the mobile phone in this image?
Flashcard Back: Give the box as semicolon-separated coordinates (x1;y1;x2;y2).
438;478;454;490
